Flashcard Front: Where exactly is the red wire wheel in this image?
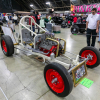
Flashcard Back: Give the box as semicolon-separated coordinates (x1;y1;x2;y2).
44;62;73;97
79;46;100;68
2;40;7;53
1;35;14;56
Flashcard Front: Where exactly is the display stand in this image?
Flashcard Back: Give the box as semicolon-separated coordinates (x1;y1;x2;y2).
53;25;61;33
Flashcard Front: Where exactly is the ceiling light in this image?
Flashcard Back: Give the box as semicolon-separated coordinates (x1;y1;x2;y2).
46;2;50;5
30;4;33;7
52;9;54;11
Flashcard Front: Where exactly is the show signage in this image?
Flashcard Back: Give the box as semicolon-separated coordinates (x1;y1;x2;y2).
73;4;100;12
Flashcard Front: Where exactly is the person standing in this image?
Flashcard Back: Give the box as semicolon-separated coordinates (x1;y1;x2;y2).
86;8;99;47
98;20;100;51
35;11;40;25
34;11;40;33
8;14;12;20
17;15;21;24
5;14;9;24
13;14;18;25
44;15;49;27
77;17;81;23
73;16;77;24
29;14;36;32
8;14;12;24
98;27;100;50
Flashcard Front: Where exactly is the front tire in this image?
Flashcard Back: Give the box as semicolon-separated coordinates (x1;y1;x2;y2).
1;35;14;56
79;46;100;68
44;62;73;97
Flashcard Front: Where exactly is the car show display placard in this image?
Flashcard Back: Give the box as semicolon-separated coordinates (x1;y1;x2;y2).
72;61;87;87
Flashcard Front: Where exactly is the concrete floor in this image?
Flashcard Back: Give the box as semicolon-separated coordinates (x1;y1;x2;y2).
0;28;100;100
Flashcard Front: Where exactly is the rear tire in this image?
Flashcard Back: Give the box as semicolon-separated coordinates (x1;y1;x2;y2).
79;46;100;68
1;35;14;56
44;62;73;97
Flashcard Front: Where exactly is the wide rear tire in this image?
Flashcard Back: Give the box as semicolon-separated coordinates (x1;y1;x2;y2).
44;62;73;97
1;35;14;56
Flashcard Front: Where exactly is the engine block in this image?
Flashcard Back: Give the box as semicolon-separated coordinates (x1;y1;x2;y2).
39;40;57;57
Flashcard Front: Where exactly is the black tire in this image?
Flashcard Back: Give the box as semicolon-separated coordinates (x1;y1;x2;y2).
71;25;79;34
79;46;100;68
44;62;73;97
1;35;14;56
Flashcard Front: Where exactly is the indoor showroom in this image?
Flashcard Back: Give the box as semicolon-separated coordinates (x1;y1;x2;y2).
0;0;100;100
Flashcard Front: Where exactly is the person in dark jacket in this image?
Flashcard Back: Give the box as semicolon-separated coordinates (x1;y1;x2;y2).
34;11;40;33
77;17;81;23
35;11;40;24
8;14;12;20
44;15;49;23
44;15;49;27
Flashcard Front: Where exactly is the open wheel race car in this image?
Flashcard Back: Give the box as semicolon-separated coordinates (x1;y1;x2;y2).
1;16;100;97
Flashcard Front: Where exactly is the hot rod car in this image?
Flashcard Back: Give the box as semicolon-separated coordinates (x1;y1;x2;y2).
1;16;100;97
71;17;87;34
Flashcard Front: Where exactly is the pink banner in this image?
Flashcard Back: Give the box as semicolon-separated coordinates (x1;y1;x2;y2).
73;4;100;13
